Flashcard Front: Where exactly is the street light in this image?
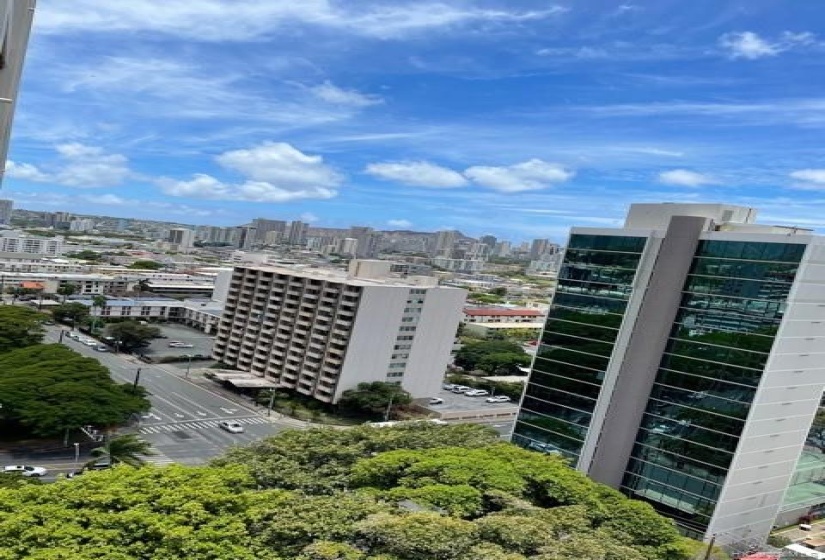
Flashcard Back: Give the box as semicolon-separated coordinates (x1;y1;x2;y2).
184;354;193;379
73;442;80;470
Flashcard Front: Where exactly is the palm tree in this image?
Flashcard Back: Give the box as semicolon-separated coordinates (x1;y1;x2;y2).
56;283;78;303
86;434;156;468
134;279;151;301
90;294;107;334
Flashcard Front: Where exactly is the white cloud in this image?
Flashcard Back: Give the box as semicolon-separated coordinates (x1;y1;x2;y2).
81;194;129;205
36;2;566;41
6;143;131;188
719;31;817;60
387;219;412;228
311;81;382;108
789;169;825;190
464;159;574;192
299;212;320;223
159;142;342;202
365;161;469;188
657;169;714;187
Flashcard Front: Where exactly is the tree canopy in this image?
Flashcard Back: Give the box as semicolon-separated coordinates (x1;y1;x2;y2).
338;382;412;418
0;424;709;559
105;321;161;352
127;259;162;270
0;344;150;436
454;340;528;373
0;306;44;352
51;302;90;326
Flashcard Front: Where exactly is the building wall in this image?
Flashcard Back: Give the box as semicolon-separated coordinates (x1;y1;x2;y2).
336;286;408;401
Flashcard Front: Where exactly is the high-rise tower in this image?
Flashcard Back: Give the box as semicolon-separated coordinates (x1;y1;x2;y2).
513;203;825;546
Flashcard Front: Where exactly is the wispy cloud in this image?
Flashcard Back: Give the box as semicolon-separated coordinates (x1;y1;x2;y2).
36;1;567;41
387;218;413;228
365;161;468;188
310;81;383;108
657;169;714;187
464;160;574;192
719;30;817;60
6;143;132;188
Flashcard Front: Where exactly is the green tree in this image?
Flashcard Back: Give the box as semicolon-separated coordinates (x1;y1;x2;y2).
0;344;150;436
55;282;78;303
338;382;412;418
477;352;531;375
454;340;526;371
0;306;45;352
105;321;160;352
87;433;156;467
356;512;478;559
89;294;108;334
128;260;162;270
134;278;152;300
50;302;89;329
65;250;102;261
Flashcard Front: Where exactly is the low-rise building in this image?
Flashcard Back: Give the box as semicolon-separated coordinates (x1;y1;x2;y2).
462;307;544;324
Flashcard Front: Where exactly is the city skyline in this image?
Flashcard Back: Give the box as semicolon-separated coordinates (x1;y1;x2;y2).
4;2;825;240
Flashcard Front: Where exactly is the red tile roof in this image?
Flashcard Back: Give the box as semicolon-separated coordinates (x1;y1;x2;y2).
464;308;543;317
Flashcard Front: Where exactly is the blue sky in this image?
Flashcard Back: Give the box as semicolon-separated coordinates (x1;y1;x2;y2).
5;0;825;242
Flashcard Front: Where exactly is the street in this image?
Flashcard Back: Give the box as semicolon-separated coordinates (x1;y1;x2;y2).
39;326;301;473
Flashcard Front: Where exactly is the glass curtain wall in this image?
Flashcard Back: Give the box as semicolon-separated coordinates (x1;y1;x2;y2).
620;240;806;537
513;234;648;462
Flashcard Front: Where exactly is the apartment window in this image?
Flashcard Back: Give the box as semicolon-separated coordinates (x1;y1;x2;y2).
387;372;404;378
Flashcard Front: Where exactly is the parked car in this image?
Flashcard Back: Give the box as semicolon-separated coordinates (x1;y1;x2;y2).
94;345;109;352
442;383;456;391
429;397;444;405
168;341;194;348
451;385;472;394
67;332;81;340
3;465;47;477
218;420;244;433
83;340;97;347
465;389;489;397
485;395;511;403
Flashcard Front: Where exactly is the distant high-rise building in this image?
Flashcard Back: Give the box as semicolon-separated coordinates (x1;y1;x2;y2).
0;1;36;190
0;199;13;224
286;221;308;246
512;202;825;546
434;230;458;257
69;218;95;232
251;218;287;244
349;226;378;258
213;261;466;403
168;227;195;250
479;235;497;249
494;241;511;257
336;237;358;256
234;225;257;250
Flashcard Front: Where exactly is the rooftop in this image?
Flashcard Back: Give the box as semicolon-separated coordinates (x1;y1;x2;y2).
464;308;543;317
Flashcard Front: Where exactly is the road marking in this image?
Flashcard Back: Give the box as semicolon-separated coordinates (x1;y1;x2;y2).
220;407;238;414
139;415;270;434
174;413;184;418
142;412;161;421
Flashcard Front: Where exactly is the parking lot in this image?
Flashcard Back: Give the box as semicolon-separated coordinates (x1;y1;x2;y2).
416;387;519;422
141;324;215;359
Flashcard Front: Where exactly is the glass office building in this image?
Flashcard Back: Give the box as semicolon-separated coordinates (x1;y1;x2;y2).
513;204;825;546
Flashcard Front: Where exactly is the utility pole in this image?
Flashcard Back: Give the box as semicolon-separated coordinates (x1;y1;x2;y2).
701;534;716;560
133;368;142;392
58;330;66;343
267;389;276;417
184;354;193;379
384;394;395;422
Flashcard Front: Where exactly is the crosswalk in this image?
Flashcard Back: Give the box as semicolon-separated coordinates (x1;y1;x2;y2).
139;416;271;434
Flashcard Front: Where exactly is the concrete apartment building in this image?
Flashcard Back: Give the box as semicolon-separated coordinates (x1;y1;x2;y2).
213;260;466;403
512;203;825;547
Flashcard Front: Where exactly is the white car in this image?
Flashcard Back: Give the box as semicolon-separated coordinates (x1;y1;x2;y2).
83;340;97;347
451;385;472;394
3;465;47;477
168;341;194;348
485;395;511;403
429;397;444;405
465;389;489;397
218;420;244;433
